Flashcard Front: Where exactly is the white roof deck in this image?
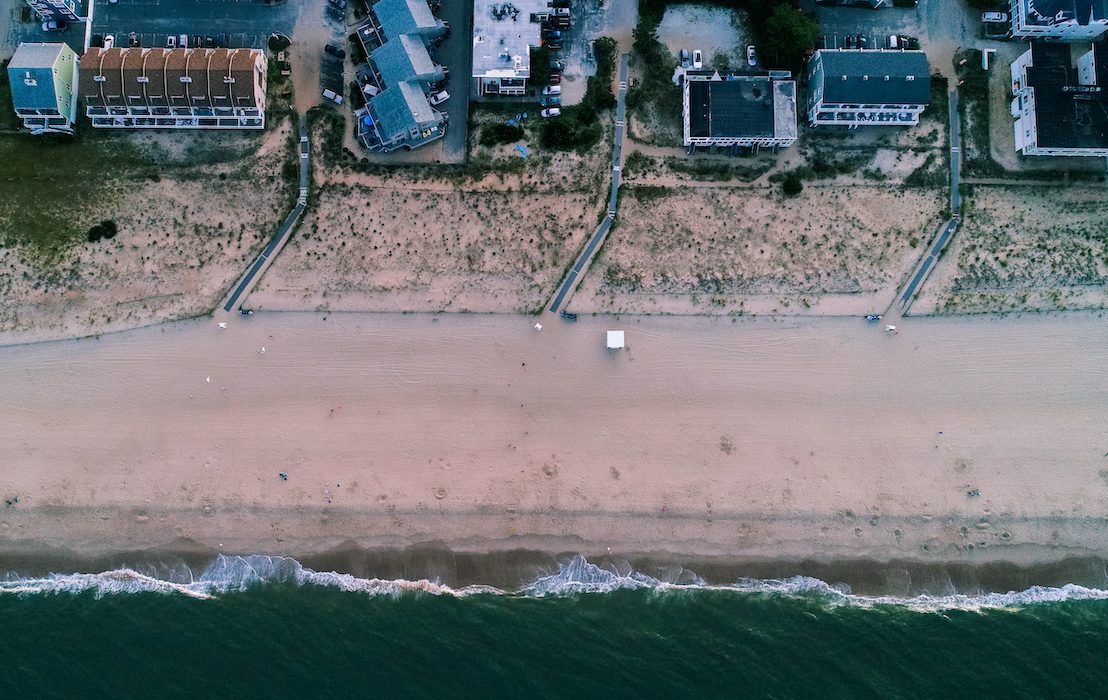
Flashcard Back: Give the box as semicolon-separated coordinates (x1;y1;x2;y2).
472;0;545;79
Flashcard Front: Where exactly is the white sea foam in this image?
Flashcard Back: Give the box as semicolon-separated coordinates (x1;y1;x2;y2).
3;554;1108;611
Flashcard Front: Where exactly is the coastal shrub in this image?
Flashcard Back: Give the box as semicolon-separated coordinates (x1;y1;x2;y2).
782;173;803;196
538;37;617;152
481;122;525;146
538;111;603;150
85;220;117;243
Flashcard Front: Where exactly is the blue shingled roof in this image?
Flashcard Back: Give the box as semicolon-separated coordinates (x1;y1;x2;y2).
369;80;437;139
372;33;442;87
373;0;443;38
7;44;66;111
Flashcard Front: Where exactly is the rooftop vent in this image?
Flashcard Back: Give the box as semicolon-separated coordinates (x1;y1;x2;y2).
906;75;915;81
180;76;193;83
841;75;848;80
137;76;149;83
94;75;106;82
223;76;236;84
23;71;36;87
863;75;869;81
884;75;890;81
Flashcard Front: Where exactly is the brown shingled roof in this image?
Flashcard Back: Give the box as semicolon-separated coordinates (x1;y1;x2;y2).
77;46;266;118
228;49;258;105
143;49;169;103
121;49;145;103
185;49;211;108
164;49;188;103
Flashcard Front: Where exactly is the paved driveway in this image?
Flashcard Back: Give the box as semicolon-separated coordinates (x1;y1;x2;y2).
430;0;472;162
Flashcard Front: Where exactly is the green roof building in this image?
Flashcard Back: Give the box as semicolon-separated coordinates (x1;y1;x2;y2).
7;42;79;134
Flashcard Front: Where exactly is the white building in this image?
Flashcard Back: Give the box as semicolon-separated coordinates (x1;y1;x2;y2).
806;49;930;127
1011;41;1108;156
1010;0;1108;41
7;42;80;134
471;0;546;97
682;71;798;149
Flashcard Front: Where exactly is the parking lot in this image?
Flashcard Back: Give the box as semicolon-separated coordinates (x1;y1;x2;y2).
810;3;922;52
91;0;298;50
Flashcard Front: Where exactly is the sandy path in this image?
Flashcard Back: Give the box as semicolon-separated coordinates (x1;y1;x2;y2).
0;313;1105;562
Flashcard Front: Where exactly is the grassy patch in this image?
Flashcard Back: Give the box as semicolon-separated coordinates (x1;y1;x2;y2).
0;131;165;262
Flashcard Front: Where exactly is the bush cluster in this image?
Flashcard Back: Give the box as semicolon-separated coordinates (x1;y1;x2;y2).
86;220;118;243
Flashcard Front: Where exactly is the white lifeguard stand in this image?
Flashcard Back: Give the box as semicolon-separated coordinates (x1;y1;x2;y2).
606;330;625;349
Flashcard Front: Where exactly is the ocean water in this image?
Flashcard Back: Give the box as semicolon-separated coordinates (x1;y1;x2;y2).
4;554;1108;698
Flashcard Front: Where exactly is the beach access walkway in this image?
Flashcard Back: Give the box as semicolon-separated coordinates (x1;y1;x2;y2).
220;118;311;314
547;53;630;315
894;87;962;315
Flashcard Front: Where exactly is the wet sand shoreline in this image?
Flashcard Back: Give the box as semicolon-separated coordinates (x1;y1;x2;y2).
1;311;1105;591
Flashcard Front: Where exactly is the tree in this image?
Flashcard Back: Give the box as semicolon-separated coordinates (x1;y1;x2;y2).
759;4;820;69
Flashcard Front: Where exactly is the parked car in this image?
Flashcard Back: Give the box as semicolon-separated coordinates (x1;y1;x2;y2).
551;60;566;71
540;107;561;118
548;73;561;84
546;37;564;50
542;85;562;95
541;95;561;106
680;48;691;68
886;34;899;49
429;90;449;106
553;6;570;15
857;35;868;49
552;0;570;6
41;20;67;32
166;35;176;48
845;35;857;49
746;45;757;66
324;43;346;59
692;49;703;69
322;88;344;105
981;11;1009;23
104;34;115;50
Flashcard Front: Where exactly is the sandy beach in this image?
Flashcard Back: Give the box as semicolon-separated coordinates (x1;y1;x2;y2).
1;311;1105;573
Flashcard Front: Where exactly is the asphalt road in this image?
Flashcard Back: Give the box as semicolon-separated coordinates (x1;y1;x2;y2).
222;119;310;313
547;53;629;314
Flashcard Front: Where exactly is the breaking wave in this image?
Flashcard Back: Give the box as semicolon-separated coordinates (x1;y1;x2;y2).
3;554;1108;611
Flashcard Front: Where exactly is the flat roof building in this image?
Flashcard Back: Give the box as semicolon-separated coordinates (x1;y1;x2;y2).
1010;0;1108;41
472;0;545;97
7;42;80;134
78;47;267;129
1011;41;1108;156
806;49;931;127
682;70;798;149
